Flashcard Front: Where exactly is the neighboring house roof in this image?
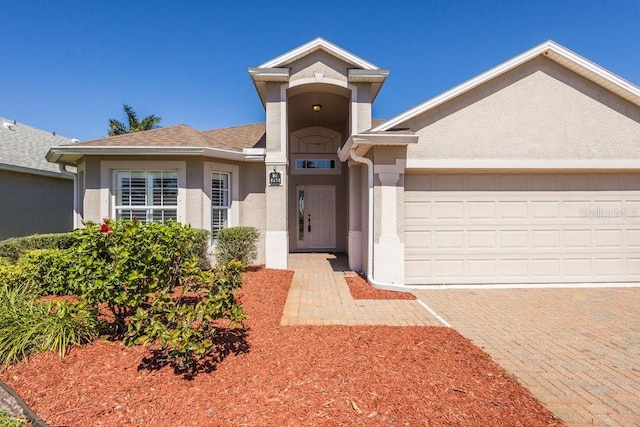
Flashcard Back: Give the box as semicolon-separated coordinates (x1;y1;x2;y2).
0;117;73;179
374;40;640;131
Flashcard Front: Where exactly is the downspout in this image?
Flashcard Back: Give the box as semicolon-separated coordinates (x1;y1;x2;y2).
58;164;78;229
348;148;411;292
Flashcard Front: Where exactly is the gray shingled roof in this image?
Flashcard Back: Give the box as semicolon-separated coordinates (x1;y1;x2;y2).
0;117;73;177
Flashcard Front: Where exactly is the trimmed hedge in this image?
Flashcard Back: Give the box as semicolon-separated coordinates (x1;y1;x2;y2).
0;233;76;263
215;226;259;267
19;249;78;296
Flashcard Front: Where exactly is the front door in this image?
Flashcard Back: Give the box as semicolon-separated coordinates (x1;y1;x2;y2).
296;185;336;250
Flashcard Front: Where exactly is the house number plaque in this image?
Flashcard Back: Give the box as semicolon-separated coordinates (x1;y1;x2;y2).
269;169;282;186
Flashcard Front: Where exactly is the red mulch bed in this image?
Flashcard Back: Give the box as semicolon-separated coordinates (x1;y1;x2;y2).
1;268;564;426
346;274;416;300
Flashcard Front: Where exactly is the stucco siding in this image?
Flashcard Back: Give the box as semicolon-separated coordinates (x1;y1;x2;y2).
239;162;266;264
406;56;640;161
0;170;73;239
289;50;349;85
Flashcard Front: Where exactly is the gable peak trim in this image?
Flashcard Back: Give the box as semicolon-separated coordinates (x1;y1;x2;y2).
258;37;380;70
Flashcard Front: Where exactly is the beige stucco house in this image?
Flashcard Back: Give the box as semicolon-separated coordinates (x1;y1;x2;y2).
47;38;640;288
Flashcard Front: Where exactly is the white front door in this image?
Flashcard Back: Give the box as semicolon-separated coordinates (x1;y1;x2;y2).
296;185;336;250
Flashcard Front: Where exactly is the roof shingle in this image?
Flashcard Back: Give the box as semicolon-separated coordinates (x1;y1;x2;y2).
0;117;72;175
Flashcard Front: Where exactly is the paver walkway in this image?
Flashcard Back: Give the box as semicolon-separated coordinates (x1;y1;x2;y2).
281;253;439;326
413;287;640;427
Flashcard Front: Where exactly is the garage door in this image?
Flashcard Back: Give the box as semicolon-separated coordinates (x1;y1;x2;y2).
405;173;640;285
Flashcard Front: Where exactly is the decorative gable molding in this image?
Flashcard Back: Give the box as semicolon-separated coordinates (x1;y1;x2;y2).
258;37;380;70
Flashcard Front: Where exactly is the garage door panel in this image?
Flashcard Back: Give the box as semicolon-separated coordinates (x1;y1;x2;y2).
532;201;560;219
467;201;496;219
564;259;592;277
468;230;496;248
628;259;640;275
404;172;640;284
499;201;528;219
594;230;623;247
468;259;497;278
628;230;640;247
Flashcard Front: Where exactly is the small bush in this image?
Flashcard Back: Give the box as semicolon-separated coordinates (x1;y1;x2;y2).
0;233;75;263
0;409;25;427
0;264;24;290
0;283;98;366
18;249;77;296
191;228;211;270
215;226;259;267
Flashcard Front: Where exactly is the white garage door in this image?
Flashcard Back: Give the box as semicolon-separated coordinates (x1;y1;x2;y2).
405;173;640;285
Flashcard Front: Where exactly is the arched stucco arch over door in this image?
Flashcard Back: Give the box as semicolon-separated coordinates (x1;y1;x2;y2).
288;127;347;252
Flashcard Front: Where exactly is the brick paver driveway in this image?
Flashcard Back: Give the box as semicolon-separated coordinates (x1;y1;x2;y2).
412;287;640;426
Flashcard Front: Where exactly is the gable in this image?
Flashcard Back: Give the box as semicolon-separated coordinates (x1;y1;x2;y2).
289;49;352;85
406;56;640;162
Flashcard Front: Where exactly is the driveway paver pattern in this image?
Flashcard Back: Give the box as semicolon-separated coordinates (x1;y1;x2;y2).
412;287;640;427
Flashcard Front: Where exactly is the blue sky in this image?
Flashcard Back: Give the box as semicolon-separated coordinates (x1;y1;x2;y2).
1;0;639;141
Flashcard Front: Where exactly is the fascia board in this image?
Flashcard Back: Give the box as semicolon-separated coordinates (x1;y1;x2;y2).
258;37;380;70
545;41;640;100
203;147;265;162
47;146;264;164
338;133;418;162
351;133;418;145
348;69;390;82
248;67;290;82
374;41;640;132
0;162;71;180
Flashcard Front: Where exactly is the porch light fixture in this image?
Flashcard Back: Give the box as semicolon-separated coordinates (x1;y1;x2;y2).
312;104;322;112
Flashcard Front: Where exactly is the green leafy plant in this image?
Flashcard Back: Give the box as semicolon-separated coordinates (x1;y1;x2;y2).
0;409;25;427
0;264;24;289
127;263;246;370
215;226;259;268
0;283;98;366
0;233;75;263
68;219;245;369
18;249;77;296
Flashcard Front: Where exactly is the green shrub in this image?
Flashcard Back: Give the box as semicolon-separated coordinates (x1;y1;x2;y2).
127;262;246;370
215;226;259;267
18;249;77;296
191;228;211;270
68;219;203;333
0;409;25;427
69;219;245;370
0;283;98;366
0;264;24;290
0;233;76;263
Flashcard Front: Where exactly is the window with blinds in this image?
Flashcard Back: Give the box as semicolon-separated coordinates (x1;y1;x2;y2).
211;172;230;240
115;171;178;222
